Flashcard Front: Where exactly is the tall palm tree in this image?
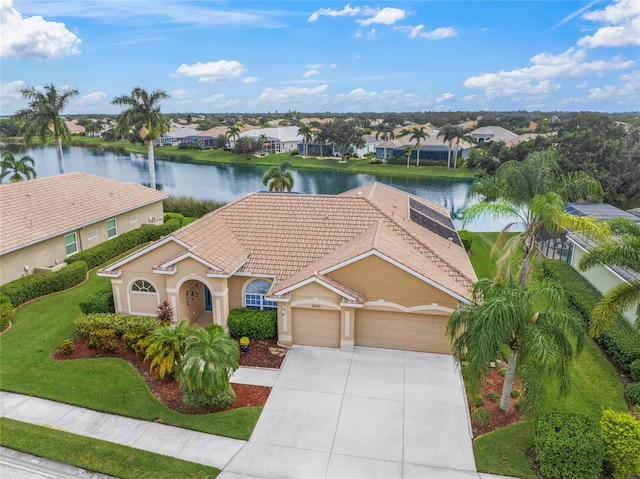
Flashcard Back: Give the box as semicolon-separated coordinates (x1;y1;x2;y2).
13;84;79;175
464;150;607;286
111;87;170;190
409;126;429;167
447;278;585;411
1;152;37;182
437;125;457;168
298;123;313;156
226;124;241;147
176;326;239;406
375;120;395;163
262;162;294;192
450;127;472;169
144;319;191;379
404;145;413;169
579;218;640;335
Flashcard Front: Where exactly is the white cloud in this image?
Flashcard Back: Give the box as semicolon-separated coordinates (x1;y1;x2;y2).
358;7;406;26
0;0;81;59
576;81;588;88
258;84;328;102
329;63;337;69
302;69;320;78
334;87;425;110
202;93;240;109
242;76;259;83
437;92;455;102
578;0;640;47
79;91;106;103
464;47;634;98
0;80;27;114
306;63;323;69
396;25;457;40
462;94;478;101
173;60;246;82
308;4;361;22
170;89;193;99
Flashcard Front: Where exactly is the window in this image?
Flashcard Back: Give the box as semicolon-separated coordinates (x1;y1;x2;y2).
131;280;156;294
245;279;277;311
64;233;78;255
106;218;117;238
87;230;99;241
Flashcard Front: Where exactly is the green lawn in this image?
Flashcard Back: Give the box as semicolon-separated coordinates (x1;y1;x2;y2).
0;268;260;440
0;418;220;479
468;233;628;479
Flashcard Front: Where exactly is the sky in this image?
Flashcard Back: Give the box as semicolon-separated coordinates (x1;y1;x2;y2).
1;0;639;115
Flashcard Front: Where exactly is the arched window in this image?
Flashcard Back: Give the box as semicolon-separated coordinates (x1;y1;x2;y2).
245;279;277;311
131;279;156;294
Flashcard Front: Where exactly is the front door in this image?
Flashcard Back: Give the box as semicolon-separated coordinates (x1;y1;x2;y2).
204;285;212;312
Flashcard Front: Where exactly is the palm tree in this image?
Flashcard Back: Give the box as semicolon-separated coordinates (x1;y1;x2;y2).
111;87;170;190
13;84;79;174
437;125;457;169
144;319;191;379
409;127;429;167
1;152;37;182
176;326;239;407
298;123;313;156
262;162;294;192
579;218;640;335
446;278;585;411
404;145;413;169
450;127;472;169
463;150;606;286
375;120;395;163
226;124;241;147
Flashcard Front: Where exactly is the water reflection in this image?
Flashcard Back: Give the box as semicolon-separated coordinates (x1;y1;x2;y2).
4;145;510;231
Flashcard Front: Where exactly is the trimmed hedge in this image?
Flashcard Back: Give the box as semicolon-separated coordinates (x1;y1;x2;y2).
79;283;115;314
631;359;640;382
625;382;640;407
67;217;181;269
227;308;277;339
0;261;88;307
459;230;473;252
542;259;640;372
600;409;640;479
535;411;604;479
0;302;12;332
163;212;185;227
74;313;160;338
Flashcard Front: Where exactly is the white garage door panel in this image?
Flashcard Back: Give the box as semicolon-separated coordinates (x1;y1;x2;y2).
293;309;340;348
355;310;451;354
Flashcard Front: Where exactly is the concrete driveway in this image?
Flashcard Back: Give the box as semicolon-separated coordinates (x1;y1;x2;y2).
222;345;477;479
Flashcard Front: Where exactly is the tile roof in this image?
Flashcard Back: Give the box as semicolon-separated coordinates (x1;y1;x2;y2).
136;182;476;300
0;172;167;255
470;126;519;143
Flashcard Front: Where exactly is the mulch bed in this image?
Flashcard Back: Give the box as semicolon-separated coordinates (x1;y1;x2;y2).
53;337;286;414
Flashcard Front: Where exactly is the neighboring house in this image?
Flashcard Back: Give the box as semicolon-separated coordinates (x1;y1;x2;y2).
562;203;640;327
64;120;85;135
182;126;229;149
376;132;473;162
470;126;518;144
154;127;200;147
98;182;477;354
0;173;167;285
236;126;302;153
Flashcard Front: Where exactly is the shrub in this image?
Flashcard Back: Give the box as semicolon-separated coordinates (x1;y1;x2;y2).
79;283;115;314
510;389;521;398
156;300;174;324
240;336;250;347
631;359;640;382
599;318;640;372
0;301;12;332
58;339;75;355
227;308;277;339
163;196;225;218
87;328;117;352
470;396;485;407
163;212;185;227
498;367;507;376
535;411;604;479
180;385;236;409
471;408;491;426
75;313;159;338
600;409;640;479
625;382;640;407
459;230;473;252
0;260;88;307
204;323;224;334
122;331;147;351
486;391;500;403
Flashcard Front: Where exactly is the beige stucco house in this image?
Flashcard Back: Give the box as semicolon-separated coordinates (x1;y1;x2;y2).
0;172;167;285
98;182;476;354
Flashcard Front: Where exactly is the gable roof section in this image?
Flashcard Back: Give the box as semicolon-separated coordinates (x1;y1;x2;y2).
0;172;167;255
470;126;518;143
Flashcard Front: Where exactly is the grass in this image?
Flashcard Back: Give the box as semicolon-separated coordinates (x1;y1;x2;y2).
0;418;220;479
468;233;629;479
0;268;260;440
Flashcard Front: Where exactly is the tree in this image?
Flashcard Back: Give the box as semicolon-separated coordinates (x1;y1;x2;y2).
144;319;191;379
1;152;37;182
437;124;458;169
446;278;585;411
85;119;105;137
404;145;413;169
226;124;241;145
262;162;294;192
451;127;472;169
298;124;313;156
316;119;365;160
176;326;239;407
111;87;170;190
464;150;606;286
13;84;79;174
409;127;429;167
375;119;395;163
579;218;640;335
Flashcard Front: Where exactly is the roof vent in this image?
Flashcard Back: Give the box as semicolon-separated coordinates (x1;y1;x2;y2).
357;191;362;196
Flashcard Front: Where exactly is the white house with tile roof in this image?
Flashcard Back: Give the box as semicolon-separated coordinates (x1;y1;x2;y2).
0;173;167;285
99;182;476;353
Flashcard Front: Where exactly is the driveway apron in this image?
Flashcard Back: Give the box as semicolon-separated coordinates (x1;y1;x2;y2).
222;345;476;479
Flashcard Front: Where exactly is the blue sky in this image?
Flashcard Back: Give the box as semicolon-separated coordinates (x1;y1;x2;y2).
1;0;638;114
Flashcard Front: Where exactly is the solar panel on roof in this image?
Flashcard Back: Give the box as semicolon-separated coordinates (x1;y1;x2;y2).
409;198;456;230
409;208;463;247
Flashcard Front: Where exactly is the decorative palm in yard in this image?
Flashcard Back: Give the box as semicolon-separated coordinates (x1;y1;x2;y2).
463;150;607;285
262;162;294;192
437;124;458;169
375;120;395;163
298;123;313;156
446;278;585;411
144;319;190;379
579;218;640;335
409;126;428;167
14;84;79;175
111;87;170;190
1;151;36;182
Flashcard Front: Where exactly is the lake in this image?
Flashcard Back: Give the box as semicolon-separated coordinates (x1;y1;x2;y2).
5;145;508;231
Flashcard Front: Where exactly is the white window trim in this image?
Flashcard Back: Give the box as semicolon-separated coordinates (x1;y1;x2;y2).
64;232;78;256
106;218;118;238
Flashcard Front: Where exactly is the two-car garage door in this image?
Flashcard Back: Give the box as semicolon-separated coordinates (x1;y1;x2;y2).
355;310;451;354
